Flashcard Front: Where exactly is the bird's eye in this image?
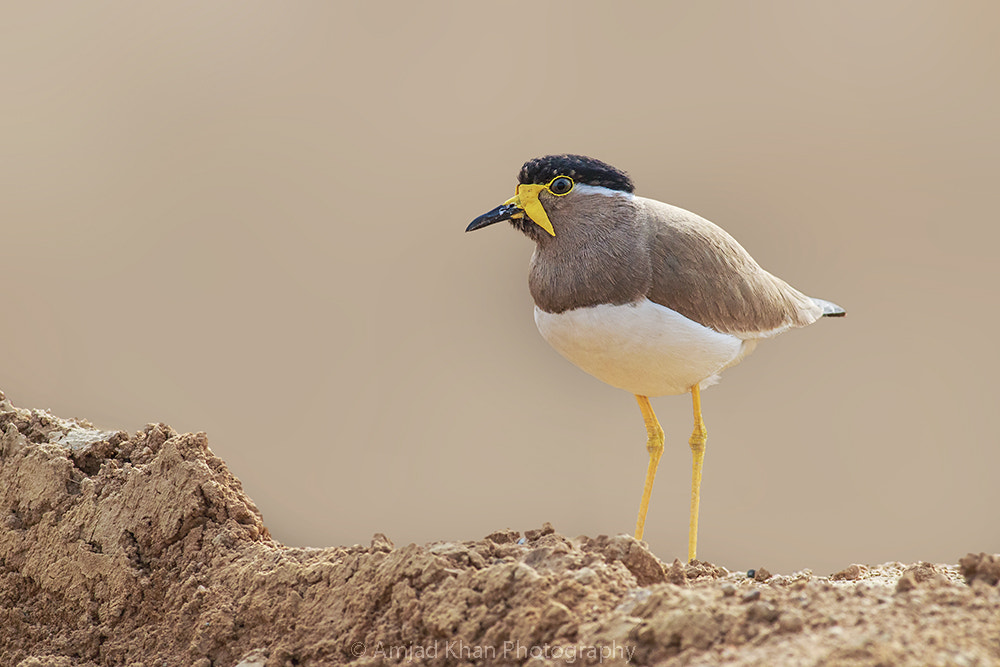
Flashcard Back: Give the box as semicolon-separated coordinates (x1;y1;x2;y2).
549;176;574;196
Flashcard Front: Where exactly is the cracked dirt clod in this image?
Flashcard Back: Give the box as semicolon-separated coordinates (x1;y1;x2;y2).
831;564;866;581
1;391;999;667
959;552;1000;587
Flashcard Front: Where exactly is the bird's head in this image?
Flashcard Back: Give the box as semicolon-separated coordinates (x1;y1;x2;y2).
466;154;634;242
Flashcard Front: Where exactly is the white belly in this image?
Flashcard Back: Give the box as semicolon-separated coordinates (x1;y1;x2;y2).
533;299;755;397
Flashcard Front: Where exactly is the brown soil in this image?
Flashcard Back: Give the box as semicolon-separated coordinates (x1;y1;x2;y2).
1;390;997;667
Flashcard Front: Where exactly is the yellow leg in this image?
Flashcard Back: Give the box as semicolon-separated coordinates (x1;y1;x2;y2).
688;384;708;562
634;395;664;541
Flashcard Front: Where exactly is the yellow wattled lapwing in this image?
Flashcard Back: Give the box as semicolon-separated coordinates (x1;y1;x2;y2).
467;154;844;562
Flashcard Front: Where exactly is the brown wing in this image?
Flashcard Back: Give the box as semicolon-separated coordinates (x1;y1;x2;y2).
641;199;821;338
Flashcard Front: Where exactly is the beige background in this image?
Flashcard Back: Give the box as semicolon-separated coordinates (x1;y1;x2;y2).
3;2;997;574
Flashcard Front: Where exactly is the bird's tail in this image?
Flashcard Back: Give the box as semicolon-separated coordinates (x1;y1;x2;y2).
812;297;846;317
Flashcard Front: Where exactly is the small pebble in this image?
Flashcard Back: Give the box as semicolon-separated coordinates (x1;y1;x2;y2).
895;571;917;593
778;612;805;634
742;589;761;602
747;601;780;623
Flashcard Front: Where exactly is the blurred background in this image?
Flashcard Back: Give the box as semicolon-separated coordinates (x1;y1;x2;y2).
2;2;997;574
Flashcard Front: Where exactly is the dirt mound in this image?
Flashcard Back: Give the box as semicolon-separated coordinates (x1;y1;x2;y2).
1;391;997;666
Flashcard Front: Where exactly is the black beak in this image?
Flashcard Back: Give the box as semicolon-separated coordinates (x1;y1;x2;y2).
466;203;521;232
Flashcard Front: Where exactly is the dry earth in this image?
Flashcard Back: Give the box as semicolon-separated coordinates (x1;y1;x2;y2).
1;390;998;667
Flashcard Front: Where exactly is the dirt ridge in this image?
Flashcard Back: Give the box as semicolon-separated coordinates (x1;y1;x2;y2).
1;391;997;667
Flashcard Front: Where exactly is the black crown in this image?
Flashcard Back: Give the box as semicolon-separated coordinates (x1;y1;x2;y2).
518;154;634;194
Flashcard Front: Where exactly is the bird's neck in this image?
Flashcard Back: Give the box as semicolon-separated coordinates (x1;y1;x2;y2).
528;213;651;314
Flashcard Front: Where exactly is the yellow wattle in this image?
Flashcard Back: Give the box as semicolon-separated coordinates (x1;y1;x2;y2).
510;184;555;236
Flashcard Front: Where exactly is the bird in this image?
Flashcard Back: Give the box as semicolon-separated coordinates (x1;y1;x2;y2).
466;154;844;562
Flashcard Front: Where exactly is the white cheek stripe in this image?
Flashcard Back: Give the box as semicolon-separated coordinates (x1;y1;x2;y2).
572;184;635;199
534;299;752;397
